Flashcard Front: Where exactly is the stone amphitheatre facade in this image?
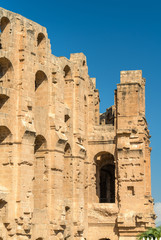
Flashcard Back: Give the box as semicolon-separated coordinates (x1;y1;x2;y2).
0;7;155;240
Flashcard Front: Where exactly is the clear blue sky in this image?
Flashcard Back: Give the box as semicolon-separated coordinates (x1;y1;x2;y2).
1;0;161;203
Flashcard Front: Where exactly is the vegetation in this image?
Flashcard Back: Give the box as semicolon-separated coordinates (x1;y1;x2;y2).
138;226;161;239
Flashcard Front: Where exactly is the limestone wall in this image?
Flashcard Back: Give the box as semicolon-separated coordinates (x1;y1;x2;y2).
0;7;155;240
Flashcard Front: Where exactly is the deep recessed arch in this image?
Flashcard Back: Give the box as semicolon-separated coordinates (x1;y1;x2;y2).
0;94;9;109
0;17;10;32
95;151;115;203
0;126;12;144
37;33;46;64
63;65;72;110
0;17;11;50
0;57;13;88
0;57;13;77
35;70;48;107
34;134;47;210
64;65;72;80
64;142;72;156
37;33;45;46
35;70;47;91
34;134;47;153
63;143;73;199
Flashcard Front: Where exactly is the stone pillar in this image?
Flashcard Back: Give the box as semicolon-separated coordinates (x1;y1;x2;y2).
116;70;155;238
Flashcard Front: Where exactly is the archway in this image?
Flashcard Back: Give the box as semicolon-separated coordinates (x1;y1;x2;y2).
95;152;115;203
63;143;72;198
34;135;47;209
63;65;73;110
35;70;47;107
0;126;12;189
37;33;46;64
0;17;11;50
0;57;13;88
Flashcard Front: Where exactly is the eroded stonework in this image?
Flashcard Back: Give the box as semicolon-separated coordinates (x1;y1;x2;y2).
0;7;155;240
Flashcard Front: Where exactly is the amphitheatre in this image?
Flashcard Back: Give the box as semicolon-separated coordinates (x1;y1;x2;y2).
0;7;155;240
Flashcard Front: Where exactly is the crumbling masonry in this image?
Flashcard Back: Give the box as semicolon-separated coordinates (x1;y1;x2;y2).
0;7;155;240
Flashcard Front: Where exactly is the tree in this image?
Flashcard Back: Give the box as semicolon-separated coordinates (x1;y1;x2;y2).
138;226;161;239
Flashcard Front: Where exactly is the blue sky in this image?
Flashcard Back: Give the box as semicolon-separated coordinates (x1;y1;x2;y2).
1;0;161;210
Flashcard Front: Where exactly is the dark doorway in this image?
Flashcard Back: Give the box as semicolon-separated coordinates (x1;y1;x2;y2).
100;164;115;203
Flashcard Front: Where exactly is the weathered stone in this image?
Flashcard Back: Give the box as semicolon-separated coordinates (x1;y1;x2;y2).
0;7;155;240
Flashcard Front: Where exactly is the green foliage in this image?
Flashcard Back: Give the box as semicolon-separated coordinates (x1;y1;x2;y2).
137;226;161;239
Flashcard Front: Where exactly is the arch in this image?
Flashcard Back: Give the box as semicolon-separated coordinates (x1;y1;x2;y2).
0;17;11;50
0;17;10;33
63;65;73;108
0;57;13;78
35;70;48;107
64;65;72;80
63;142;72;199
0;57;13;88
34;135;47;209
0;94;9;109
64;142;72;156
95;152;115;203
0;126;12;144
37;33;46;64
37;33;45;46
35;70;47;91
36;238;43;240
64;113;70;132
0;126;12;185
34;134;46;153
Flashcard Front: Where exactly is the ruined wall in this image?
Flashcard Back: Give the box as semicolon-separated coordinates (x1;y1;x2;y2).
0;7;155;240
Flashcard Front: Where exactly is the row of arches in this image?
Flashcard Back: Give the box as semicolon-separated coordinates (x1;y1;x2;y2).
0;55;74;89
0;127;116;204
0;16;47;65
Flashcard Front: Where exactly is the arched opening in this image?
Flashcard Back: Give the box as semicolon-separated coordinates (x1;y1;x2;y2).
95;152;115;203
35;70;47;91
64;114;70;132
64;143;71;156
63;143;73;238
37;33;46;64
35;70;47;107
34;135;47;209
0;17;11;50
0;57;13;88
37;33;45;46
0;17;10;33
0;126;12;189
100;164;115;203
34;134;46;153
36;238;43;240
64;65;72;80
0;94;9;109
63;143;72;198
64;65;73;109
0;126;11;144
